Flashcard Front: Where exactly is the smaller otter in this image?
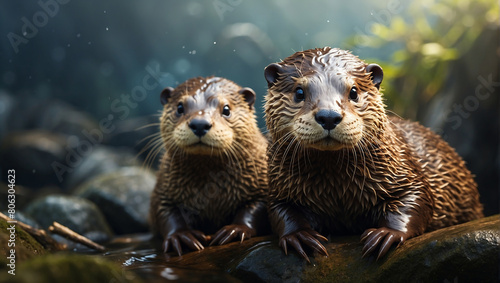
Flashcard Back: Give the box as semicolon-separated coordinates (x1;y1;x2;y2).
150;77;269;256
264;47;483;261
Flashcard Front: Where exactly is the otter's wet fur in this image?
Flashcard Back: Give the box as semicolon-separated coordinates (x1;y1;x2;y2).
264;47;483;261
150;77;269;256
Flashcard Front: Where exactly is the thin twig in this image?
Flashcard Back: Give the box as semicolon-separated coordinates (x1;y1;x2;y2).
49;222;106;252
0;212;66;251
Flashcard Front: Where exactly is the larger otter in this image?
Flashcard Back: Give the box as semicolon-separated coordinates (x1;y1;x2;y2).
264;47;483;261
150;76;269;256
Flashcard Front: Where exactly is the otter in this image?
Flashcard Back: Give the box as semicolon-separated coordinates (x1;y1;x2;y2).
150;76;269;256
263;47;483;261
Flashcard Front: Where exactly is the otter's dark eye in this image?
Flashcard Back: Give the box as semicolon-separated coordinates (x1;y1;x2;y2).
222;105;231;117
294;87;305;102
349;87;358;102
176;102;184;115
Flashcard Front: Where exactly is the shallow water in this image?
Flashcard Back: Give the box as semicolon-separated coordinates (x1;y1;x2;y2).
100;233;264;282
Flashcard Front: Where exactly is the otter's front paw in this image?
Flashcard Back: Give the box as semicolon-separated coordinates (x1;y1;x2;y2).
210;224;256;246
280;230;329;262
360;227;408;260
163;230;208;256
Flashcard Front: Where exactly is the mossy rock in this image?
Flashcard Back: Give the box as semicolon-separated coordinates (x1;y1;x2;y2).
0;219;46;269
0;253;142;283
302;215;500;283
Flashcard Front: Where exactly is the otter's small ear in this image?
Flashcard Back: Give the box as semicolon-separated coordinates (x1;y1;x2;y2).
239;87;256;110
264;63;284;86
366;64;383;89
160;87;174;105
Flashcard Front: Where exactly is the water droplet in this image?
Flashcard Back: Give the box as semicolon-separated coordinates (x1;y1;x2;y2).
76;33;81;38
213;41;217;45
103;10;107;14
182;45;185;49
233;49;236;52
105;27;109;31
67;43;71;47
88;41;92;45
305;32;308;36
326;20;330;23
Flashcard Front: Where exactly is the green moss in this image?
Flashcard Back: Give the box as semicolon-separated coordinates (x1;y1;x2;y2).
302;216;500;283
0;219;46;268
0;253;143;283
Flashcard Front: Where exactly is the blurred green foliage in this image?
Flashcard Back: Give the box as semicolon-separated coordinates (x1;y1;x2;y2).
346;0;499;119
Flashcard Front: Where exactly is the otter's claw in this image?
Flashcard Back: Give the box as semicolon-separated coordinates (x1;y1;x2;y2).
279;230;329;262
163;229;208;256
210;224;255;246
360;227;407;260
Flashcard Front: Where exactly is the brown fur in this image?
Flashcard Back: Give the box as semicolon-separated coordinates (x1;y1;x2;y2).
150;77;268;254
264;47;483;259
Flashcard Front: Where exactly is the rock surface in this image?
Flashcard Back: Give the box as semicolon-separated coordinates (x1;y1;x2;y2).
24;195;113;243
63;145;140;190
76;166;156;234
154;215;500;282
0;219;46;268
0;131;69;188
0;254;142;283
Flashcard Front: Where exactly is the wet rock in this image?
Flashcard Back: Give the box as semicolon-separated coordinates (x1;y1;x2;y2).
23;99;98;139
104;116;162;170
0;219;46;268
230;241;306;283
0;131;68;188
0;90;16;140
302;215;500;283
0;253;142;283
63;146;140;190
24;195;113;243
157;216;499;282
76;167;156;234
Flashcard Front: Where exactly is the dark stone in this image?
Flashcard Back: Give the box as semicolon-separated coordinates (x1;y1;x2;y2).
230;242;306;283
63;145;140;190
24;195;113;243
0;91;16;141
104;115;162;170
76;167;156;234
0;131;68;189
0;254;143;283
22;99;99;139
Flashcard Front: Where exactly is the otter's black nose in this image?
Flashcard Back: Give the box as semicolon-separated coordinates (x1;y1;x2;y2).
315;110;343;130
189;119;212;137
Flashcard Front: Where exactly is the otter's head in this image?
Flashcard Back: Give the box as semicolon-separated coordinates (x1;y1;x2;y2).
160;77;256;155
264;47;386;151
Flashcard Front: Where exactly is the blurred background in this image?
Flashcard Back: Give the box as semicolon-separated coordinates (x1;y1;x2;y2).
0;0;498;215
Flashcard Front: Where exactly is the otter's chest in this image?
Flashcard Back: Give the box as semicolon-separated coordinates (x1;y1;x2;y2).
164;161;256;221
272;152;385;221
